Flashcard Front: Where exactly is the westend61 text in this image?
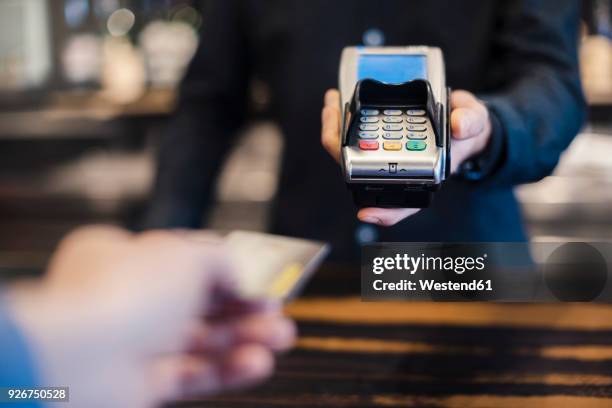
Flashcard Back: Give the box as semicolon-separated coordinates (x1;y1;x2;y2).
372;279;493;292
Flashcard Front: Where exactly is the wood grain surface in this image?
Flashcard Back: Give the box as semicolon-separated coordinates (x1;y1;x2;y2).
169;298;612;407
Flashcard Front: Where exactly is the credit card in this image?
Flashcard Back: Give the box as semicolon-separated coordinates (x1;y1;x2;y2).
224;230;330;301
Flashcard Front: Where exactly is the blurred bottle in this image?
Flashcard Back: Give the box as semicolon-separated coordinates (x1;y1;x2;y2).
61;0;147;103
100;2;147;103
58;1;199;98
138;1;200;88
61;0;104;86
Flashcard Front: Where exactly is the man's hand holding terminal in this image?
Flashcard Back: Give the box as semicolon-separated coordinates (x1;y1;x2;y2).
321;89;492;226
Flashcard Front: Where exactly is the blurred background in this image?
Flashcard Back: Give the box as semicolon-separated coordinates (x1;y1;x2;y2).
0;0;610;278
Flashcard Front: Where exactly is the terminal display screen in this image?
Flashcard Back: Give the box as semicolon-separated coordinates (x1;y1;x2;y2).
357;54;427;84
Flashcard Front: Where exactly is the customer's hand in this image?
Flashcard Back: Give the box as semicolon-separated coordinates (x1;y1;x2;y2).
321;88;491;226
7;226;295;408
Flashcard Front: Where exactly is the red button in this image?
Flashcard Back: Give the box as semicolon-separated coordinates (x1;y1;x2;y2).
359;140;379;150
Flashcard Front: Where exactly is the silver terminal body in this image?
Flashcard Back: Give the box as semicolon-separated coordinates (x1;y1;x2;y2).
339;46;448;186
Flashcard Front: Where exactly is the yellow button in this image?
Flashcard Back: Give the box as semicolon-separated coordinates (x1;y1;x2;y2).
383;141;402;151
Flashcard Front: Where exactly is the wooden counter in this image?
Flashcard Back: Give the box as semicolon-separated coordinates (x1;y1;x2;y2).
170;297;612;407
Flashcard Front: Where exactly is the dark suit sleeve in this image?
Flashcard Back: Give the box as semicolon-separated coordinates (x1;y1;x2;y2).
144;0;250;228
461;0;587;186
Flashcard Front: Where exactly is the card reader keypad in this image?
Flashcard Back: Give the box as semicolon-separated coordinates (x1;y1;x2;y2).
356;108;433;152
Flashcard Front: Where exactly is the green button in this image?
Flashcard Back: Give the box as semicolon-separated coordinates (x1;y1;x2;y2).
406;141;427;151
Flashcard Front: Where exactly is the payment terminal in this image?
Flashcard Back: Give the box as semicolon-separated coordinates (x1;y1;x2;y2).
339;46;450;208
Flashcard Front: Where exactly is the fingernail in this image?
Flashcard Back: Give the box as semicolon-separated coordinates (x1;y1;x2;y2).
361;216;381;224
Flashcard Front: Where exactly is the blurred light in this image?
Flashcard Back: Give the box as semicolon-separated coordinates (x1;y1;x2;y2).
139;20;198;87
65;0;89;28
107;8;135;37
101;37;146;104
356;224;378;244
94;0;120;18
62;34;102;84
172;5;202;29
363;28;385;46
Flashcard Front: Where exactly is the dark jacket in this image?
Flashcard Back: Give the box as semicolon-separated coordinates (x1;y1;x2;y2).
145;0;586;261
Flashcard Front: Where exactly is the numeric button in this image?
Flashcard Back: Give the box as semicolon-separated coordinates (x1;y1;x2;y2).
360;116;379;123
383;116;402;123
361;109;379;116
406;109;426;116
407;124;427;132
360;124;378;131
383;109;402;116
359;131;378;139
383;124;402;131
407;117;426;124
406;132;426;140
383;132;403;140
